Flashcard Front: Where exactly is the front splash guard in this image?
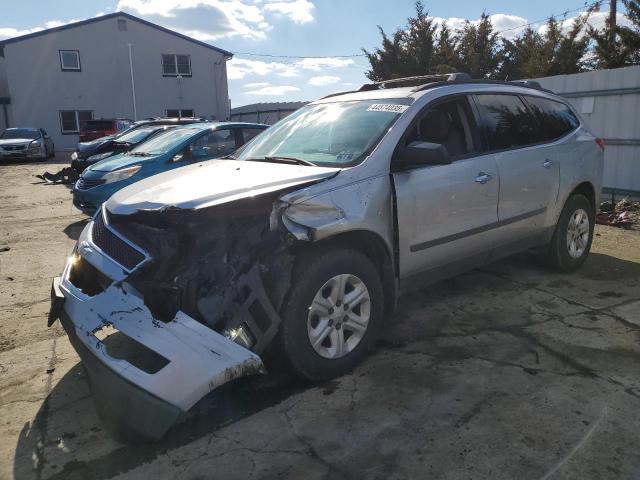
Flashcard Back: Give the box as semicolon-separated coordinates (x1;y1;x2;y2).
58;280;265;440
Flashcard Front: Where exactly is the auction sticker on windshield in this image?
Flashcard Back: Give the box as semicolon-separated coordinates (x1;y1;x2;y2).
366;104;409;113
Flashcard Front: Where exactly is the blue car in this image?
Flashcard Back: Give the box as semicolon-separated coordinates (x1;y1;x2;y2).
72;122;268;214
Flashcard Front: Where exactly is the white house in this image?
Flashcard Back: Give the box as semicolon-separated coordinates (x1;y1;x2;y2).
0;12;232;150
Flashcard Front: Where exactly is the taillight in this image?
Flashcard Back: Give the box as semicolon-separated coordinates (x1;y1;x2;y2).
595;138;605;150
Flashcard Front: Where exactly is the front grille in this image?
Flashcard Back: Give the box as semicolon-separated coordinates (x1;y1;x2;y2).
91;209;146;271
76;178;106;190
3;145;26;151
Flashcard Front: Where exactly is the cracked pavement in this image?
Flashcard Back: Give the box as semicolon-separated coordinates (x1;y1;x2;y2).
1;158;640;479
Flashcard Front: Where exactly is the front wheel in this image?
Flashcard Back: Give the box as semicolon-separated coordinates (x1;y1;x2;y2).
539;193;595;272
276;248;384;381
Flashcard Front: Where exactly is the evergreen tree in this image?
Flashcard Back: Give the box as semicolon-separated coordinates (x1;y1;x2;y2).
455;13;501;78
589;0;640;68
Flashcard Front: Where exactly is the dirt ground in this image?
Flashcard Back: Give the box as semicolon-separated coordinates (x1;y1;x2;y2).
1;156;640;480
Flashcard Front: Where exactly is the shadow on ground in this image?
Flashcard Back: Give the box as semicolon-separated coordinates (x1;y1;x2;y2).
63;219;90;240
13;362;307;480
12;252;640;480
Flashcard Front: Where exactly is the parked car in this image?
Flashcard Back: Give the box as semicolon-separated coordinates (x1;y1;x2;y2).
71;125;177;174
0;127;55;161
72;122;268;214
71;117;208;164
50;74;603;441
79;118;132;142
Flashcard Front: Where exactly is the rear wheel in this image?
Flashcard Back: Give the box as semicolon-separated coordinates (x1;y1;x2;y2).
277;248;384;381
539;194;594;272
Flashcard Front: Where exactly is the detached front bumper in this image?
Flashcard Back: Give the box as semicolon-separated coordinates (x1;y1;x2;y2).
50;220;265;440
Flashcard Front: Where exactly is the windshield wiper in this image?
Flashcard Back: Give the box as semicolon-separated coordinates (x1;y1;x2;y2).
262;156;316;167
220;154;237;159
128;151;153;157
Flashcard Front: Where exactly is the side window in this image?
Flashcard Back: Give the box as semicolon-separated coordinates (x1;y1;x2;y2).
241;128;264;144
190;129;235;159
474;94;538;151
524;96;579;141
405;97;476;159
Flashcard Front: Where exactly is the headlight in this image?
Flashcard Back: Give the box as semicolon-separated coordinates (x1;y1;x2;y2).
102;165;142;185
71;151;78;160
88;152;113;162
29;140;41;151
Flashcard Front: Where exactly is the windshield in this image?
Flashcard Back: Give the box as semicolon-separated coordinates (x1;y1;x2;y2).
129;127;199;156
235;99;411;166
1;128;40;140
116;127;165;145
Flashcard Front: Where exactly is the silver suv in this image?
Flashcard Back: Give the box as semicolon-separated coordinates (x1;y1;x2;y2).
49;74;604;441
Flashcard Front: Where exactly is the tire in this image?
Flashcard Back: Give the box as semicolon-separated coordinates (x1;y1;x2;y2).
539;193;595;272
276;248;384;381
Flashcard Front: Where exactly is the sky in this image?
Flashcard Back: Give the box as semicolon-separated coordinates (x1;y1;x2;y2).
0;0;627;108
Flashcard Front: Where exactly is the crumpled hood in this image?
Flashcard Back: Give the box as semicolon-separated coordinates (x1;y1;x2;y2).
0;138;33;146
77;136;114;153
106;159;340;215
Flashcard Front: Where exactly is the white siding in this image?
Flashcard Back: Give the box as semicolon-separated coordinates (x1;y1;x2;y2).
534;65;640;195
3;15;230;149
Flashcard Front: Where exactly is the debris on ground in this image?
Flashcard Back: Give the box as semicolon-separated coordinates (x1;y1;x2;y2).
0;246;9;253
597;198;640;229
35;167;79;185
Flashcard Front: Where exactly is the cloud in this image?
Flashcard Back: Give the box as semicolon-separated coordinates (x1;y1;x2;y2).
245;85;301;96
538;11;632;37
227;58;299;79
243;81;271;88
296;57;355;71
116;0;315;40
0;27;42;40
0;13;108;40
263;0;314;24
308;75;340;86
228;54;355;80
429;13;528;40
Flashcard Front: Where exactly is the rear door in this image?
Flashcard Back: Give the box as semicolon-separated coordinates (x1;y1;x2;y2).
393;95;500;277
473;93;560;241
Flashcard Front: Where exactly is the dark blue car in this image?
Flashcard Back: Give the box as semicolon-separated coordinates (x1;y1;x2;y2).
72;122;267;214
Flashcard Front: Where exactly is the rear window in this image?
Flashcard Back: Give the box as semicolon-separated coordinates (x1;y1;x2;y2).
524;96;579;141
474;94;539;151
82;120;115;131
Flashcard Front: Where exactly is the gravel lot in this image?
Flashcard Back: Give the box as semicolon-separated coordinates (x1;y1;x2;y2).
1;156;640;480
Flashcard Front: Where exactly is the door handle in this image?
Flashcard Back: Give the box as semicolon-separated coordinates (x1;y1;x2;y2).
543;159;553;168
475;172;492;184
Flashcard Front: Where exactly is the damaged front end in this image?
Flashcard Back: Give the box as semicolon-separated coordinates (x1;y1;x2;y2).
50;163;340;441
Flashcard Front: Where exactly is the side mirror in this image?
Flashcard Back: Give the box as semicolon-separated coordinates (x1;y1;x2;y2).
401;141;451;166
173;146;192;162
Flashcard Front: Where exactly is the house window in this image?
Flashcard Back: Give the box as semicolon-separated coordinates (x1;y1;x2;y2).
117;19;127;31
60;110;93;133
162;54;191;76
166;109;195;118
59;50;81;71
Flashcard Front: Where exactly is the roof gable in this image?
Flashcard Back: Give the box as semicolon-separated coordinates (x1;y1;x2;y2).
0;12;233;58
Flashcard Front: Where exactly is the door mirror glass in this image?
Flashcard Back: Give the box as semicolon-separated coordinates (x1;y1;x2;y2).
173;145;191;162
402;141;450;166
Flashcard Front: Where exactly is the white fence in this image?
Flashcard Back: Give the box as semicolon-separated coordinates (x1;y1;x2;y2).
534;65;640;197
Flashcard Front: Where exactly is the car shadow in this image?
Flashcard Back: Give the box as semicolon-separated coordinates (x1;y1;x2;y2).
63;219;90;240
12;251;640;480
12;360;307;480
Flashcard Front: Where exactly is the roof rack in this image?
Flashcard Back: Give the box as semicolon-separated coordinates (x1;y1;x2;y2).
357;73;472;92
509;80;543;90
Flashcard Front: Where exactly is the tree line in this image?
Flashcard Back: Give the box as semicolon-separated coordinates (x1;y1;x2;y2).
363;1;640;81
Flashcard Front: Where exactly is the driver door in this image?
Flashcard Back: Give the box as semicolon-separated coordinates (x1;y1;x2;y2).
392;95;500;278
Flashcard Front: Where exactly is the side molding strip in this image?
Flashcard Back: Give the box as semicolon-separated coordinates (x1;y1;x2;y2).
410;207;547;252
